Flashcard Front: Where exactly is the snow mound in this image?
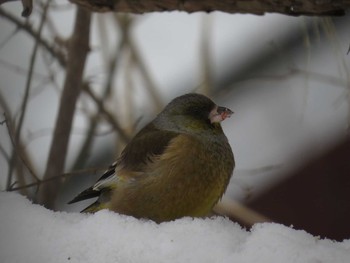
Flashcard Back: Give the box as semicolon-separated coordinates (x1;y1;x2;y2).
0;192;349;263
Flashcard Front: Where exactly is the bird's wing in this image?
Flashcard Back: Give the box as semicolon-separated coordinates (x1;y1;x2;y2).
94;123;179;187
91;162;118;191
118;123;179;171
67;163;117;204
68;123;179;204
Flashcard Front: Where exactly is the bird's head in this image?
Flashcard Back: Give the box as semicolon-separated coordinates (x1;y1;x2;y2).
155;93;233;134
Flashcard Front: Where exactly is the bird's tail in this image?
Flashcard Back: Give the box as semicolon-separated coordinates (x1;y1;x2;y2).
68;186;111;213
67;187;100;204
81;201;108;213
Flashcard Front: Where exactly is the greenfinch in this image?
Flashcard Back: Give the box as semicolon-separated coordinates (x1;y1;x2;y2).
69;93;234;222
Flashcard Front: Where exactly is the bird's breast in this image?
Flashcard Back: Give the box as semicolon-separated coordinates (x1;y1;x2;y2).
111;133;234;222
151;134;234;215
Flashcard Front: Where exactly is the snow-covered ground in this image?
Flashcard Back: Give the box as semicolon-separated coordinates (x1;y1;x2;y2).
1;192;349;263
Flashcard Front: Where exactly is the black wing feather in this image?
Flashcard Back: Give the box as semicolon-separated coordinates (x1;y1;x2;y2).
68;163;117;204
67;186;99;204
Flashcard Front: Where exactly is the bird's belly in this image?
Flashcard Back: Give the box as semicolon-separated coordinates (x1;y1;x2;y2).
110;135;234;223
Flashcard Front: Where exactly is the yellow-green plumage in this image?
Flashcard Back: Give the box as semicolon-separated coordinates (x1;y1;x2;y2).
69;93;234;223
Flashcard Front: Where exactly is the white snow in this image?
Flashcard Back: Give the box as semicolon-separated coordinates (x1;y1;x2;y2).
0;192;349;263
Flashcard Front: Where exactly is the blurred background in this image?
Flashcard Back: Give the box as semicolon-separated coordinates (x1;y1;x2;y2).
1;1;349;241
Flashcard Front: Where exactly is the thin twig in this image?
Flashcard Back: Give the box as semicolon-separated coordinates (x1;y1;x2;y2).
321;17;350;136
235;165;282;177
214;197;272;226
3;113;40;182
247;67;348;88
0;90;39;195
0;90;12;119
200;15;213;96
9;167;106;191
0;59;50;80
0;118;10;162
0;27;19;50
115;15;163;112
0;142;10;162
17;2;49;140
6;1;49;190
82;83;130;143
125;42;136;132
0;7;66;67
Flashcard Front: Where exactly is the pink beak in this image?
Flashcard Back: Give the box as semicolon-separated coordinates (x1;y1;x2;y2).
209;106;234;123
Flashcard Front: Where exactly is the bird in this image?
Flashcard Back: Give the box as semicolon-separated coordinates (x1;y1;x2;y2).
68;93;235;223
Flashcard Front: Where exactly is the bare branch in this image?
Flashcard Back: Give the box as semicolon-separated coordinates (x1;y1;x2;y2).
69;0;348;16
0;142;9;162
214;197;272;226
199;15;213;96
9;167;106;192
2;113;40;184
0;90;40;195
0;7;66;67
72;26;127;170
0;59;50;80
82;83;130;143
248;67;349;88
6;1;49;190
37;7;91;209
114;15;164;111
16;2;48;151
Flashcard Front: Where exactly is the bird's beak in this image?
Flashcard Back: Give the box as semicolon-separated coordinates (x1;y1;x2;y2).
209;106;234;123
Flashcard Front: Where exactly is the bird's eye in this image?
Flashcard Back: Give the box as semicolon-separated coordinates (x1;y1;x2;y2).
185;105;210;120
